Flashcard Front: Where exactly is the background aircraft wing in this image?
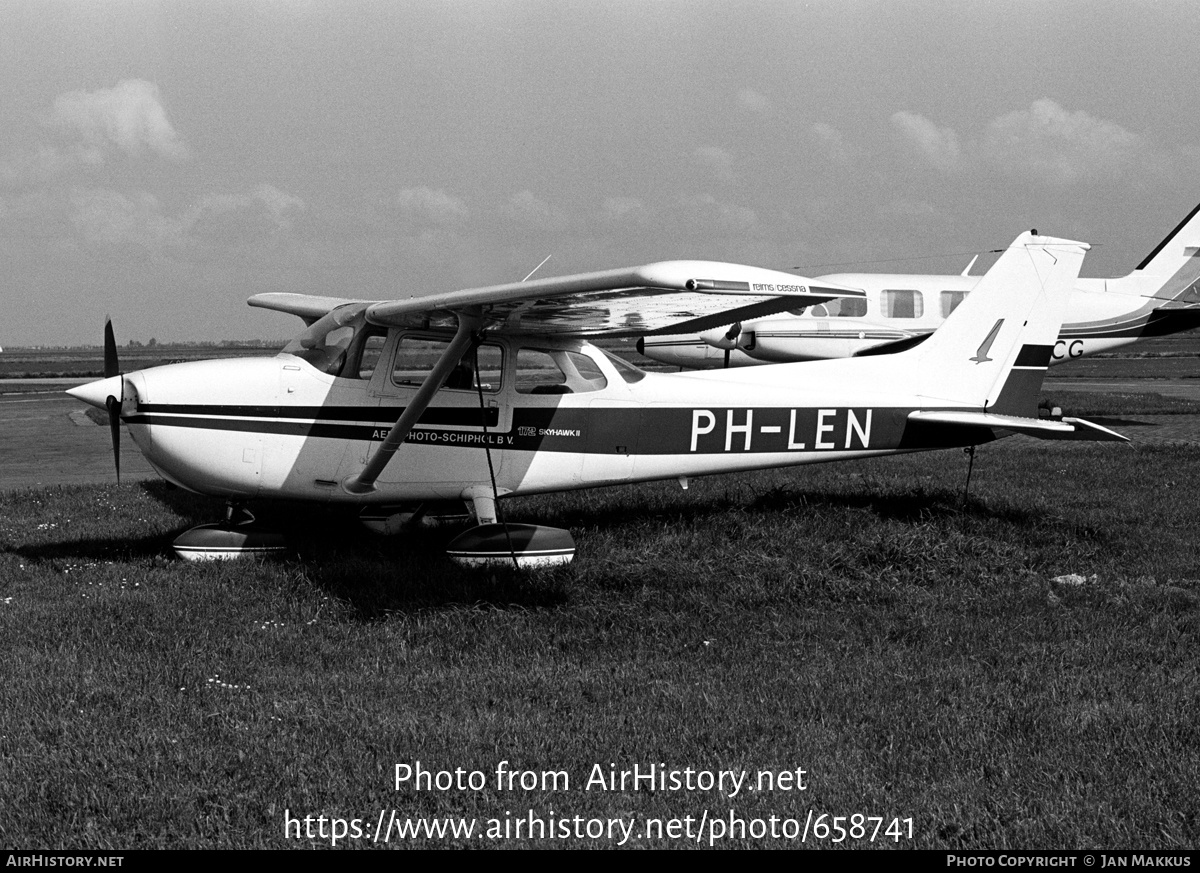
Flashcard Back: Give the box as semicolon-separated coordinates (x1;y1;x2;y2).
360;260;864;337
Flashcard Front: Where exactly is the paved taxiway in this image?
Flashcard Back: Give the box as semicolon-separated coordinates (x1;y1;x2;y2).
2;384;156;490
1042;377;1200;400
3;377;1200;492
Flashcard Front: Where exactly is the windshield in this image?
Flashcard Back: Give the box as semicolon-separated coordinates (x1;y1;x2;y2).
281;304;369;375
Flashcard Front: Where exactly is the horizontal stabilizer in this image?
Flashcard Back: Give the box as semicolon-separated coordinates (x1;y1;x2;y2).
908;410;1128;442
1059;416;1130;442
852;332;931;357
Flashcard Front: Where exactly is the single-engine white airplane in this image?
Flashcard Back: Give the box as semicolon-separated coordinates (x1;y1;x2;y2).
639;202;1200;369
69;232;1123;566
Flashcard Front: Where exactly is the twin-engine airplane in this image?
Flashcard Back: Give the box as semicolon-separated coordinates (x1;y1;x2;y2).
640;202;1200;369
69;232;1124;566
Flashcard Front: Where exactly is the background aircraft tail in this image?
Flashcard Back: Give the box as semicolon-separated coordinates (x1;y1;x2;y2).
1119;201;1200;305
910;232;1088;415
1132;201;1200;278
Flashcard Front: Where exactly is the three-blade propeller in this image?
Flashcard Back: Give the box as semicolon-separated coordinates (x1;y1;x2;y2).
103;318;123;483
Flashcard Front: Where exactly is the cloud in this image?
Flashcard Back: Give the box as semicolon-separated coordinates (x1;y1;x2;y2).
810;123;851;164
980;98;1143;185
738;89;772;114
891;111;962;173
0;144;78;187
65;183;304;250
875;198;938;220
186;184;305;242
678;193;758;235
51;79;190;162
501;190;567;231
891;99;1161;186
600;196;650;225
395;186;469;225
2;80;191;186
69;187;183;248
693;146;736;183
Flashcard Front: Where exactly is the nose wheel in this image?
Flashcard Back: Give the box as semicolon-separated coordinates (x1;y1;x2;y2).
172;501;288;561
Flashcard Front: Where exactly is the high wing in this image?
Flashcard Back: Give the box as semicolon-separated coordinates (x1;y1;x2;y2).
249;293;374;326
251;261;864;338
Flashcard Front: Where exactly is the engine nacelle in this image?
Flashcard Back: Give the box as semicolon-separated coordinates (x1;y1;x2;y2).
636;336;760;369
698;322;743;350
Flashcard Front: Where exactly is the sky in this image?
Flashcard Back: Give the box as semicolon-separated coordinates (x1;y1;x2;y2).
3;0;1199;347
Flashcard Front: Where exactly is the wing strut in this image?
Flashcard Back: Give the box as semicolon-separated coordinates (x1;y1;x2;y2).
343;309;483;495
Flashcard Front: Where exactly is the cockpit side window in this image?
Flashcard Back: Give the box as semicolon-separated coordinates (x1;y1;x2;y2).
391;336;503;393
351;331;388;380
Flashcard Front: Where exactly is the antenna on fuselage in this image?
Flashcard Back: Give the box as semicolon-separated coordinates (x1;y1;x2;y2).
521;255;553;282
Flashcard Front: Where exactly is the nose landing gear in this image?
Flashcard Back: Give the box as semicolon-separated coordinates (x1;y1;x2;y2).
172;501;288;561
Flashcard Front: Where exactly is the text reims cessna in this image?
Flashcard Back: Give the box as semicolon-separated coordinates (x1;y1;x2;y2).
69;232;1123;566
640;201;1200;369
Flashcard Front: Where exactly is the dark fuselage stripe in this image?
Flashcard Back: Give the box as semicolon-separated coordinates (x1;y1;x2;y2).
127;403;1001;456
135;403;498;427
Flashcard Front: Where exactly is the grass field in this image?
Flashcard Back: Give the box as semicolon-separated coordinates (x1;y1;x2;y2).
2;436;1197;849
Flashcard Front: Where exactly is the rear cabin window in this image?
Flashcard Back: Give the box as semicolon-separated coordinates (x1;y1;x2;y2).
391;337;503;393
880;290;924;318
601;349;646;384
516;348;608;394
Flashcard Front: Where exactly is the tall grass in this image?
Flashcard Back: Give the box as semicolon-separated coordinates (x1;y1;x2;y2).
1;441;1197;848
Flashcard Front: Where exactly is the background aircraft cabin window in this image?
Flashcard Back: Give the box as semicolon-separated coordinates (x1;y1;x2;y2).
827;297;868;317
940;290;968;318
880;289;924;319
516;348;608;394
391;336;503;393
802;297;868;318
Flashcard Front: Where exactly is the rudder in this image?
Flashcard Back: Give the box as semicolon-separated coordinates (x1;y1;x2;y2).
910;232;1089;413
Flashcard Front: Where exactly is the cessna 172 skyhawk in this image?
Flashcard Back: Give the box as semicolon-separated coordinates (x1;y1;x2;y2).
639;201;1200;369
68;232;1122;566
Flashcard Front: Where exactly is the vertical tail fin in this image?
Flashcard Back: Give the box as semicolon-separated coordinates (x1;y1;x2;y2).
1134;201;1200;275
1125;201;1200;305
911;232;1088;414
